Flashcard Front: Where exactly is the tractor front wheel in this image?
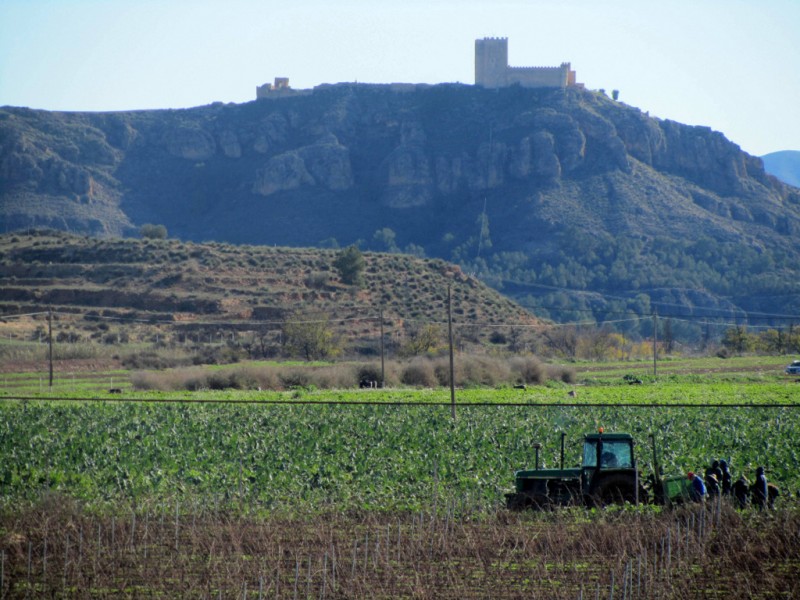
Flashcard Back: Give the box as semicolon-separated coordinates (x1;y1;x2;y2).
505;492;552;511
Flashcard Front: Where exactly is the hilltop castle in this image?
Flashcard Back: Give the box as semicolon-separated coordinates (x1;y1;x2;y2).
475;37;579;89
257;38;579;99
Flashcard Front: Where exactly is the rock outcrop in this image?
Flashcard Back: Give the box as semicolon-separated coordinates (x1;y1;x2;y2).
2;83;799;320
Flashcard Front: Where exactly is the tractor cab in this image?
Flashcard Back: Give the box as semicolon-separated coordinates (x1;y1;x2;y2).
581;432;636;492
582;433;634;468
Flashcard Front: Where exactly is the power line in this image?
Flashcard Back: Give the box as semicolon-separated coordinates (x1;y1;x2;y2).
499;278;800;321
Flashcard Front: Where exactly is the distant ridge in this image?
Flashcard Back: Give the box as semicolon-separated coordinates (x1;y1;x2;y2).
762;150;800;188
2;84;800;334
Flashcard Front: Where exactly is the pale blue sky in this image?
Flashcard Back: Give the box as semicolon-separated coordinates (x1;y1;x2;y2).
1;0;798;156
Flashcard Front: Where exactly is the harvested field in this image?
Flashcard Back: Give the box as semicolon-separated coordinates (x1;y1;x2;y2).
2;498;798;599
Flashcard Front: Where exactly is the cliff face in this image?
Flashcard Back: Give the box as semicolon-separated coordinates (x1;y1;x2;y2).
2;84;799;323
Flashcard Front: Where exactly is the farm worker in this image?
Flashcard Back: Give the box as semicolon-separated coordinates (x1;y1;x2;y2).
704;472;719;496
705;460;722;491
751;467;768;510
767;483;780;510
687;472;706;503
600;450;618;467
732;475;749;509
719;459;732;495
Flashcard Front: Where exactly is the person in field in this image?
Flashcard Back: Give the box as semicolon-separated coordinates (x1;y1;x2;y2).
767;482;780;509
705;460;722;486
732;475;749;509
751;466;768;510
687;472;706;503
719;459;732;495
705;472;720;497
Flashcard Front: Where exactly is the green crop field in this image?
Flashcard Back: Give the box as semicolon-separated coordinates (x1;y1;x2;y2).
2;357;800;598
2;383;798;512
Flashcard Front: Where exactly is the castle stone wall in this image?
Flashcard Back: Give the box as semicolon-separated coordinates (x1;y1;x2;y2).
475;38;509;88
475;38;577;89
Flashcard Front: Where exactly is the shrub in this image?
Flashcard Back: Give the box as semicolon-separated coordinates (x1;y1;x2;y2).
357;363;383;384
244;367;280;390
489;331;507;344
358;361;401;387
509;356;546;384
459;355;511;387
432;358;453;387
122;349;193;370
305;272;330;289
191;344;246;366
280;368;313;389
547;364;576;384
401;358;437;387
333;245;365;287
131;368;205;391
312;365;358;389
139;223;168;239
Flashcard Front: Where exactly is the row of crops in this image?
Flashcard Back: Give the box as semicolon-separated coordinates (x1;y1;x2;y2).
2;385;798;512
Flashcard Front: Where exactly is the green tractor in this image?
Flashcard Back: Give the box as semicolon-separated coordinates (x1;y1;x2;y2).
505;430;690;509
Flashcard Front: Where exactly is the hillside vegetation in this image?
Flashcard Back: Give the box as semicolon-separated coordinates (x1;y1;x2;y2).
0;229;538;341
2;85;800;336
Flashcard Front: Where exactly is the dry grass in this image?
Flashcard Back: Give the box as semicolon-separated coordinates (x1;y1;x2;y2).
1;496;798;598
130;356;574;391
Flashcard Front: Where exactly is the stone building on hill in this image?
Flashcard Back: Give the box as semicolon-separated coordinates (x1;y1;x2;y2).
475;37;579;89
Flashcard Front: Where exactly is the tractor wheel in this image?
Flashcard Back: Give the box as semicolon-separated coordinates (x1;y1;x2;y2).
593;474;649;507
529;494;553;510
505;493;526;511
506;493;551;511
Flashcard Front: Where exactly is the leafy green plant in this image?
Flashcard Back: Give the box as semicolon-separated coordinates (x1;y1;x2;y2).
332;245;365;287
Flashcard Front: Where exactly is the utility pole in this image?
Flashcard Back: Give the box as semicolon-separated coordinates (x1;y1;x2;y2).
652;310;658;377
48;309;54;387
447;284;456;420
379;306;385;389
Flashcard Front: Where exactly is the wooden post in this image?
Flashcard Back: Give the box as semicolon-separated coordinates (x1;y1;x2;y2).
652;311;658;377
379;307;385;388
447;284;456;420
48;309;54;387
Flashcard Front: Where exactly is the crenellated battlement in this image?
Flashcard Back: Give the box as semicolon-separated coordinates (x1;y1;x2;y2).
507;65;562;71
475;38;579;89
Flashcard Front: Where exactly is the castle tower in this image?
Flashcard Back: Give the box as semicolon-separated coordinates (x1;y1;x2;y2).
475;38;509;88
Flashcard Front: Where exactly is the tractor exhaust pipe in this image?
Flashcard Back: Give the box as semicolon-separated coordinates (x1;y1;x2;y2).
533;442;542;470
560;432;566;470
649;433;660;486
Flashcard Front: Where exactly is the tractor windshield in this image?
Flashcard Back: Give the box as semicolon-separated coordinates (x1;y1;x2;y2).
583;440;633;468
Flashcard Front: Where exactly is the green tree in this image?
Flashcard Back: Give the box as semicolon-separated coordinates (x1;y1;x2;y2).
333;245;366;287
139;223;167;239
373;228;399;253
758;329;784;354
404;243;426;258
476;212;492;254
282;313;341;361
722;326;755;354
663;318;675;354
542;325;579;359
401;324;443;357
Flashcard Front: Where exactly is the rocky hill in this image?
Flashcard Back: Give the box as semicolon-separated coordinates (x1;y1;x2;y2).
0;230;537;330
2;84;799;338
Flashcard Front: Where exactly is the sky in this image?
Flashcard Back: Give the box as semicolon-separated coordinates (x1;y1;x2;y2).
1;0;798;157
